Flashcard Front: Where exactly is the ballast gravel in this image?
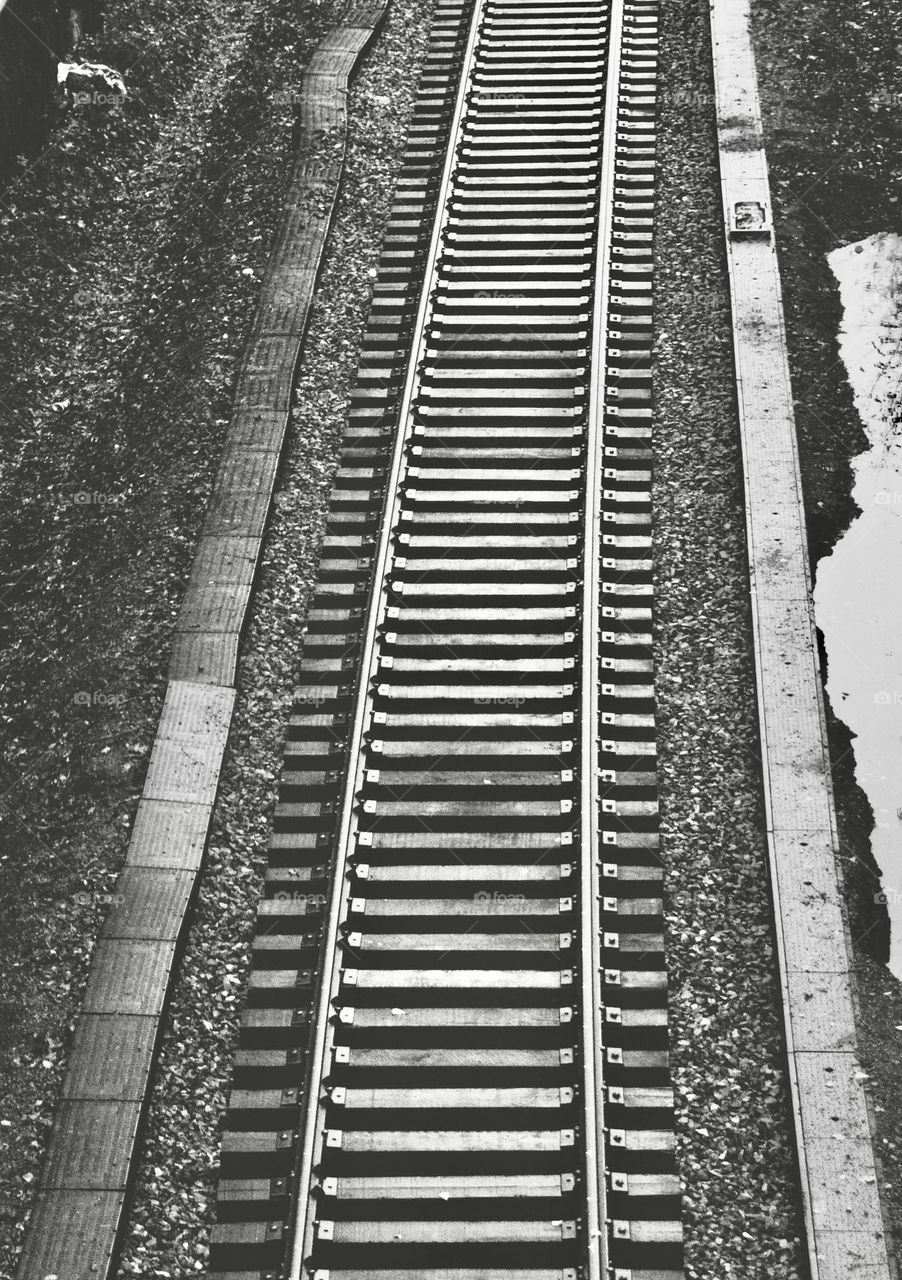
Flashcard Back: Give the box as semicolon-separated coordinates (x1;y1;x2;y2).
651;0;807;1277
113;2;435;1274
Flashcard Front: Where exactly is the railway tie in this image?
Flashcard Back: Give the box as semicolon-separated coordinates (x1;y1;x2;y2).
210;0;684;1276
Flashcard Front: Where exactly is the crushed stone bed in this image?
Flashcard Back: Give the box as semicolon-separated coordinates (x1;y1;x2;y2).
652;0;807;1276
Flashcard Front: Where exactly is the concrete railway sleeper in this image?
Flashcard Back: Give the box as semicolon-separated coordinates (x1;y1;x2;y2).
210;0;683;1276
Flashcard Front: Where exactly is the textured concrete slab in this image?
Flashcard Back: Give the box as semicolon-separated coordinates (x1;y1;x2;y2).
16;1190;121;1280
125;797;212;870
169;631;242;685
38;1100;140;1190
785;971;857;1054
227;405;289;451
142;681;235;805
710;0;893;1276
174;581;253;635
234;336;298;413
187;534;261;588
62;1015;157;1101
100;867;195;941
203;481;276;539
82;939;176;1017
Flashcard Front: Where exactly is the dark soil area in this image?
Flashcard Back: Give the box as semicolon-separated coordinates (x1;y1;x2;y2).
0;0;346;1267
752;0;902;1256
0;0;65;172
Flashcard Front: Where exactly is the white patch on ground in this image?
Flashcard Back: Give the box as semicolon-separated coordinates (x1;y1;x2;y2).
816;230;902;977
57;61;127;97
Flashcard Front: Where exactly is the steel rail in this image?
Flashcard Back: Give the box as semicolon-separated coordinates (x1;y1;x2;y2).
580;0;626;1270
285;1;489;1274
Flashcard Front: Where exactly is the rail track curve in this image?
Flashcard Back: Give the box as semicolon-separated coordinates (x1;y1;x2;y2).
210;0;684;1276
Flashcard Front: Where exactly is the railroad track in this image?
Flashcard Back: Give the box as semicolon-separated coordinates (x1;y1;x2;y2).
211;0;684;1275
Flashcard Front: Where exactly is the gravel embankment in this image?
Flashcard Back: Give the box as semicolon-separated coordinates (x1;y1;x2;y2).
112;4;434;1273
653;1;807;1276
0;0;345;1268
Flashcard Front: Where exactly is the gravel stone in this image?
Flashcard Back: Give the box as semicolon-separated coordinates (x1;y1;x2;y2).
653;1;807;1276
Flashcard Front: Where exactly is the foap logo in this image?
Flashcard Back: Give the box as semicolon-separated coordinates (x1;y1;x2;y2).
871;88;902;109
295;688;335;709
272;88;304;107
73;286;117;308
665;88;714;109
73;689;128;708
479;90;527;105
681;287;724;314
473;290;528;303
667;888;706;912
474;890;527;908
66;490;127;508
474;693;528;708
72;89;126;106
72;889;126;907
271;890;328;907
